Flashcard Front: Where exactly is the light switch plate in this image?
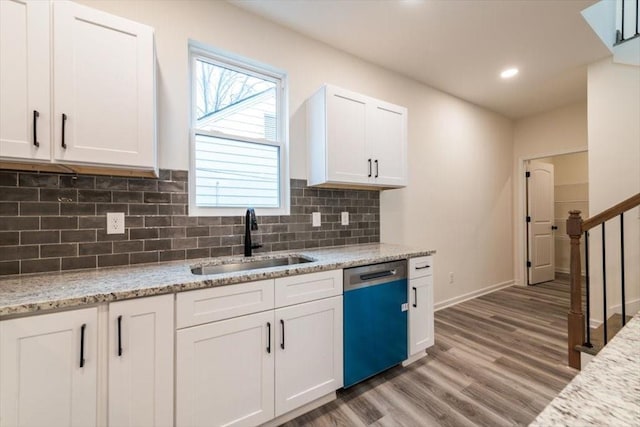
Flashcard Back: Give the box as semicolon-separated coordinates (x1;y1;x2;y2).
107;212;125;234
312;212;321;227
341;211;349;226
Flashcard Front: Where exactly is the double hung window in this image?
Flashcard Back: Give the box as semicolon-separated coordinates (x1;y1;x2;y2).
189;43;288;216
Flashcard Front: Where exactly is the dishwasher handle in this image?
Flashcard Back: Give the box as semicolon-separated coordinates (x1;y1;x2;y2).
359;269;397;282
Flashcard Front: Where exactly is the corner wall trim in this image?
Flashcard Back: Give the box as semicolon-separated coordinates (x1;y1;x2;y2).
434;280;514;312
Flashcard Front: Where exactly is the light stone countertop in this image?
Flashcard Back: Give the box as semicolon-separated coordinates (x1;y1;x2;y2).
530;312;640;427
0;243;435;318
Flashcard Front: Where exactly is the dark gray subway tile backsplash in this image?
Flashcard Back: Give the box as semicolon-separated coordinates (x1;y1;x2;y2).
0;169;380;276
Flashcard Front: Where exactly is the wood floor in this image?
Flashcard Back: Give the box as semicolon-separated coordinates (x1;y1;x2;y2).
282;279;578;427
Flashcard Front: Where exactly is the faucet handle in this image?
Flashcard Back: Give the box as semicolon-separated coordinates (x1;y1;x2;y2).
251;243;263;250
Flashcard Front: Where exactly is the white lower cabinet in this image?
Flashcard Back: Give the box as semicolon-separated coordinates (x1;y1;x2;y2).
0;294;174;427
275;296;343;416
0;307;99;427
176;271;344;427
408;275;434;355
108;294;174;427
408;257;435;357
176;310;275;427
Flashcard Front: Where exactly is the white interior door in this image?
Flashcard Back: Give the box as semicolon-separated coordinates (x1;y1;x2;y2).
527;161;555;284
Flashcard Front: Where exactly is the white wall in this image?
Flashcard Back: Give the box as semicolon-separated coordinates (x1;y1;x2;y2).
587;58;640;322
513;102;588;285
79;0;515;307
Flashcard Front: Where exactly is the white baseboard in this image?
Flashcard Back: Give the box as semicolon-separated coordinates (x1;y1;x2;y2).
434;280;514;312
588;297;640;328
555;267;586;276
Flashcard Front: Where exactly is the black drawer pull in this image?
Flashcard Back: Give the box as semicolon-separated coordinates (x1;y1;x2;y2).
61;113;67;149
117;315;123;357
415;265;430;270
79;323;86;368
267;322;271;354
33;110;40;147
412;287;418;308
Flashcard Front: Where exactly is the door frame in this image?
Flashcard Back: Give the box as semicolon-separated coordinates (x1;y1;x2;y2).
515;148;588;287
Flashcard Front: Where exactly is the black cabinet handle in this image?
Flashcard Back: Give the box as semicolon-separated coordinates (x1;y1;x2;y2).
117;315;123;357
415;265;430;270
33;110;40;147
375;159;379;178
61;113;67;149
266;322;271;354
412;287;418;308
551;225;558;230
80;323;86;368
280;319;285;350
367;159;372;177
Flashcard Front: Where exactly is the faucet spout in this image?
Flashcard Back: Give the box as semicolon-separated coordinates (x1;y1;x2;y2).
244;208;262;256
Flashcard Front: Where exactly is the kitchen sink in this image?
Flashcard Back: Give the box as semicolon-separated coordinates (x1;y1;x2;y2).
191;255;315;275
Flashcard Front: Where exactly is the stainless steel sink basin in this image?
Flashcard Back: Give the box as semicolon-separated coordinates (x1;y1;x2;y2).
191;256;314;275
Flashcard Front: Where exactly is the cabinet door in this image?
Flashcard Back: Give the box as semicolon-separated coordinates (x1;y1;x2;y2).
325;87;369;184
108;294;174;427
275;296;343;417
176;311;275;427
408;275;434;356
369;101;407;187
52;1;155;169
0;0;51;161
0;307;98;427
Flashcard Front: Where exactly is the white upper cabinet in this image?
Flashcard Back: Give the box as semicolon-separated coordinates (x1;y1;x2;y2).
53;1;155;170
0;0;157;176
0;0;51;161
307;84;408;189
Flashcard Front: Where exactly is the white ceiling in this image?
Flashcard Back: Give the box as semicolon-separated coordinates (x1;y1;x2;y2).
230;0;611;119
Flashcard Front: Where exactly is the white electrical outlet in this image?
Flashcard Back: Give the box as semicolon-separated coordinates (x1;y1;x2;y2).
107;212;125;235
449;272;454;284
341;211;349;226
312;212;321;227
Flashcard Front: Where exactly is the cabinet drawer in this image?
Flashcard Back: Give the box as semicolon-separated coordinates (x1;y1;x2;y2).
176;280;274;329
409;256;433;279
275;270;342;308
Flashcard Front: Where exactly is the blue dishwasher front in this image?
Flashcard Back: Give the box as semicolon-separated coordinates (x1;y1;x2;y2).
343;261;408;388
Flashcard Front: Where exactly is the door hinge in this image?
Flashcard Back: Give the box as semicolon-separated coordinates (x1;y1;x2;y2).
525;171;531;178
526;216;531;223
527;261;532;268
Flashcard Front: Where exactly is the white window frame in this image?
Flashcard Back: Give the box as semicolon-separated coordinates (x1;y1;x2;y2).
188;41;289;217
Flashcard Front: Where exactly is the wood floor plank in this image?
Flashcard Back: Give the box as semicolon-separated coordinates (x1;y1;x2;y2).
281;279;578;427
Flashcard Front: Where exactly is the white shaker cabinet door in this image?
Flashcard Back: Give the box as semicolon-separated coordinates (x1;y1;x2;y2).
325;87;369;185
52;0;155;169
108;294;174;427
369;101;407;187
0;0;51;161
408;275;434;356
176;311;275;427
0;307;98;427
275;296;343;417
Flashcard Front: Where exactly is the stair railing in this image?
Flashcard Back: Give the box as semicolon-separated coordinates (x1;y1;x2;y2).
615;0;640;44
566;192;640;369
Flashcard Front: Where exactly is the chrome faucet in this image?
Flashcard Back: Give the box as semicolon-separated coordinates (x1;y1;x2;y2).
244;208;263;257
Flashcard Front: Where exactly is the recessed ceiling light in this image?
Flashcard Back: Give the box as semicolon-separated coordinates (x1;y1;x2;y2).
500;68;519;79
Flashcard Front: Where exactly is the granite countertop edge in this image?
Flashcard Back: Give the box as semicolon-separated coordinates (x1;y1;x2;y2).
529;312;640;427
0;243;435;318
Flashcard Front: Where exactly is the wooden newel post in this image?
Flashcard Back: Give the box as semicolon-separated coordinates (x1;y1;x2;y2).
566;210;584;369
